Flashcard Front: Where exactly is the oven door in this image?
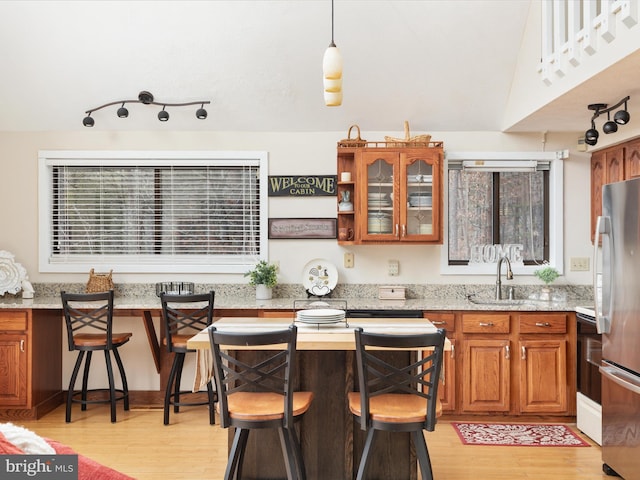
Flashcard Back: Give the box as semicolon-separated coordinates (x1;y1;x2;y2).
577;313;602;403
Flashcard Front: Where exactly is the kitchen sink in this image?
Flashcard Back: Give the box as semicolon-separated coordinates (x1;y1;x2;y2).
466;295;543;307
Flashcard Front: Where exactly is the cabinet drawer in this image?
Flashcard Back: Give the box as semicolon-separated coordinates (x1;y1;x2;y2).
0;311;28;331
462;314;510;333
518;314;567;334
424;312;455;332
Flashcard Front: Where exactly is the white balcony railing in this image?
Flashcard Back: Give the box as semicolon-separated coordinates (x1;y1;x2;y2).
540;0;638;84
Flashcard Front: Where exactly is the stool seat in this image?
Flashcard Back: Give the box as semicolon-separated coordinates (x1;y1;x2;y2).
228;391;314;421
161;334;193;351
348;392;442;423
74;332;132;348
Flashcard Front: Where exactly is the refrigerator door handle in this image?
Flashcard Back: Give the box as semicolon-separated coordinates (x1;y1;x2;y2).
594;215;611;334
601;365;640;395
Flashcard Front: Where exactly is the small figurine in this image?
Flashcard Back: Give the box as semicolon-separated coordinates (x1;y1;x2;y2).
338;190;353;212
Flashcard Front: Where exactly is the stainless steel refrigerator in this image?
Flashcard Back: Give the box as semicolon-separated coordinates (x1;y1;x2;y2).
596;177;640;479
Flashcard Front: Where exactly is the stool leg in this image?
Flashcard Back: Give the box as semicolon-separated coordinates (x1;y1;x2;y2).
412;430;433;480
81;351;92;411
66;351;85;423
226;427;249;480
173;353;186;413
164;354;180;425
206;380;216;425
104;350;117;423
278;427;299;480
289;426;306;480
356;429;378;480
112;347;130;410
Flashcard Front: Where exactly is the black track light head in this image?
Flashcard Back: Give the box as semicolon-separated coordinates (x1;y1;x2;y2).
585;126;599;146
158;107;169;122
83;115;94;127
603;112;618;134
614;102;630;125
196;105;208;119
117;103;129;118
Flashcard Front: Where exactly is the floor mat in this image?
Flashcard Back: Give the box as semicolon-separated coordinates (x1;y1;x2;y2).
451;422;591;447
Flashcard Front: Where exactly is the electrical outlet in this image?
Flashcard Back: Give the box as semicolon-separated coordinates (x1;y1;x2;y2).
388;260;399;276
570;257;590;271
344;252;354;268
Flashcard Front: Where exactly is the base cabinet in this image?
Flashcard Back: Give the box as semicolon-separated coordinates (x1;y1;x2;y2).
0;309;63;420
456;311;575;416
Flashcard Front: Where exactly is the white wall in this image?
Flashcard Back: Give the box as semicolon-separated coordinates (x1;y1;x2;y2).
0;128;593;287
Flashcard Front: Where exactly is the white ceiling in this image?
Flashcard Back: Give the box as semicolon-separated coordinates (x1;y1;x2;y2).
0;0;638;134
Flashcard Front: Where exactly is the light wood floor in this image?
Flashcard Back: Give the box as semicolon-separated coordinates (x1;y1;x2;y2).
17;405;610;479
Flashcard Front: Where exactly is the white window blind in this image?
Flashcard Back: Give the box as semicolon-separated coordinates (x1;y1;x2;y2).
38;151;268;273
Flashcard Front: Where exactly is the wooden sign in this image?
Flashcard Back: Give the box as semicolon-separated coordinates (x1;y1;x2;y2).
268;175;337;196
268;218;337;239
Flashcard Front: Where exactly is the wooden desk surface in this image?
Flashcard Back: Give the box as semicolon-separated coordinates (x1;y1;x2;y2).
187;316;449;351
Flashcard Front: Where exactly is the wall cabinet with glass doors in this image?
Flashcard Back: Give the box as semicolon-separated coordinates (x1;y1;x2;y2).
337;143;443;244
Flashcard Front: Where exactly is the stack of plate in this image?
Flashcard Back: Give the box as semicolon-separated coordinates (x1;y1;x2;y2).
368;212;392;233
408;192;433;207
367;192;391;208
296;308;346;325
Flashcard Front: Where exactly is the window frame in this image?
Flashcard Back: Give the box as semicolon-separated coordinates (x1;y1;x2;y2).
440;151;564;276
38;150;269;274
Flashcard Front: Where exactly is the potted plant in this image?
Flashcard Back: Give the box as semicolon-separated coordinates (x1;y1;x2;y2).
245;260;278;300
534;265;559;301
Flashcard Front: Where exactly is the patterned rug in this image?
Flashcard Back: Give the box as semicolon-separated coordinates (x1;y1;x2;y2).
451;423;591;447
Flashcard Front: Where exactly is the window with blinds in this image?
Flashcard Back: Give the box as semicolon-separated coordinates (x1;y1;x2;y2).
38;151;268;273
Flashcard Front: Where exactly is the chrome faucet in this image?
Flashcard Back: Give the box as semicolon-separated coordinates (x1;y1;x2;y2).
496;255;514;300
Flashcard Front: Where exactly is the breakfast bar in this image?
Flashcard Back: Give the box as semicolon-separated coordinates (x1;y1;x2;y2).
188;316;448;480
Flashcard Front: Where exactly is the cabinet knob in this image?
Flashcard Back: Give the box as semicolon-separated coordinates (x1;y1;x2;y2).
505;344;510;359
20;339;25;352
521;346;527;360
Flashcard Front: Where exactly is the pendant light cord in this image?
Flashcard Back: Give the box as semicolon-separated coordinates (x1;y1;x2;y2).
330;0;336;47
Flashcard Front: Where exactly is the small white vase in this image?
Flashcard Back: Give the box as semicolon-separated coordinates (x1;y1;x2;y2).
539;286;552;301
255;284;273;300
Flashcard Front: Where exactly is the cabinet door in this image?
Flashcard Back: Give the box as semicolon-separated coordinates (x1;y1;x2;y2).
591;146;624;243
519;339;567;413
439;338;456;412
359;151;399;241
462;339;510;412
0;334;28;407
625;139;640;179
400;152;440;241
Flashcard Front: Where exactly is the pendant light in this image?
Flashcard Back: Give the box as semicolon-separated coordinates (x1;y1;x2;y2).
323;0;343;106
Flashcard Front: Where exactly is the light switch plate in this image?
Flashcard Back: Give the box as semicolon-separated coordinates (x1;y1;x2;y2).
570;257;590;271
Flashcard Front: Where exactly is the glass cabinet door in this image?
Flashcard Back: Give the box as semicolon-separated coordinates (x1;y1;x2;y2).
402;157;434;237
364;155;396;238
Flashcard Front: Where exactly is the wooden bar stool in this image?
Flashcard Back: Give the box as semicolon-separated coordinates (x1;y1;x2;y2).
208;324;314;480
161;291;216;425
348;327;446;480
61;290;132;423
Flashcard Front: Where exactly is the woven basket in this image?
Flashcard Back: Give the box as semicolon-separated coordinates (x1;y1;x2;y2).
338;125;367;147
385;121;431;146
86;268;114;293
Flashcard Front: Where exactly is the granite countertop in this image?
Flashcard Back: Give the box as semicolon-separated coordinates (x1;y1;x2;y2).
0;294;592;312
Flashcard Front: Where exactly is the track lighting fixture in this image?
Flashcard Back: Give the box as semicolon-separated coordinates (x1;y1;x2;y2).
82;91;211;127
584;96;631;146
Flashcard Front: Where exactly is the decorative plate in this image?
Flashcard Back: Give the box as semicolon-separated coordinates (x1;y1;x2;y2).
302;259;338;296
0;251;27;295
